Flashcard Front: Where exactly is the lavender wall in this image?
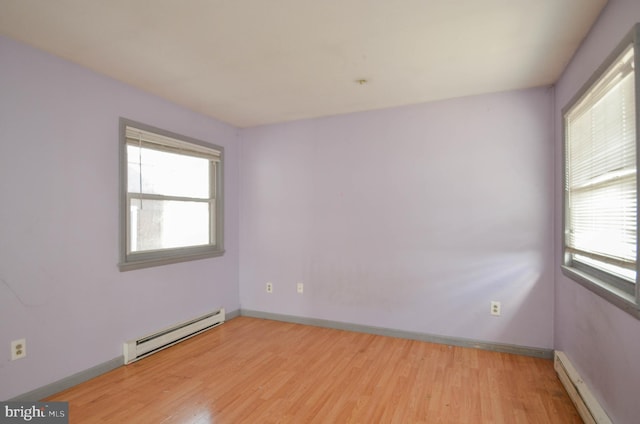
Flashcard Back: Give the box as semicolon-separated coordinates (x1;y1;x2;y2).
554;2;640;423
0;36;240;400
239;88;555;349
8;3;638;415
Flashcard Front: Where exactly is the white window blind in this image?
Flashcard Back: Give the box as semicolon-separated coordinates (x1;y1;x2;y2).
125;126;221;160
565;45;637;280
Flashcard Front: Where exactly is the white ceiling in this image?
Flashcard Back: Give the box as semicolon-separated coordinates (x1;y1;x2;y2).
0;0;607;128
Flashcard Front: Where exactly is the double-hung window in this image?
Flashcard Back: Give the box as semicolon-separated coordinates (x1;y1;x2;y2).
563;24;640;317
119;119;224;271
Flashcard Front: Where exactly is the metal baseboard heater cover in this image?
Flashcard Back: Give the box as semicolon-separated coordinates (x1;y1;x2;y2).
554;351;611;424
124;308;225;364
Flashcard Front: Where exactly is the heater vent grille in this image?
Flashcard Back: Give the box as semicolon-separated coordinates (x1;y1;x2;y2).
554;351;611;424
124;308;225;364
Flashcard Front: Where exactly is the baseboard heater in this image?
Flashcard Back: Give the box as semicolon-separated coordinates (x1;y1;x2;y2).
554;351;611;424
123;308;225;364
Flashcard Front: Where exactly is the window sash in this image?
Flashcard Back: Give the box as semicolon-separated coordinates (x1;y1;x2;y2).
127;145;213;198
126;194;216;254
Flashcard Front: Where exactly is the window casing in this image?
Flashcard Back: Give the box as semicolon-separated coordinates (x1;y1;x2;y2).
562;24;640;317
119;119;224;271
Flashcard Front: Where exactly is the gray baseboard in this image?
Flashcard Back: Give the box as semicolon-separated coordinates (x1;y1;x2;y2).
8;308;547;401
9;308;242;401
225;308;241;320
240;309;553;359
9;356;123;401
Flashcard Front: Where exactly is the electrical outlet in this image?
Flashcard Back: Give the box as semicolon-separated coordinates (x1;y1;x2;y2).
266;282;273;293
297;282;304;294
11;339;26;360
490;301;501;316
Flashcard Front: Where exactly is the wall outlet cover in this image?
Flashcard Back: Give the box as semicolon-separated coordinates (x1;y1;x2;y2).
11;339;26;360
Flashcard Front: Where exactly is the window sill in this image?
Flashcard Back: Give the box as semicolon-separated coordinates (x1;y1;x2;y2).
561;265;640;320
119;249;225;272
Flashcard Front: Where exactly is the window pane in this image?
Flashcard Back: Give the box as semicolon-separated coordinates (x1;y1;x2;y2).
127;145;210;198
565;44;637;272
129;198;210;252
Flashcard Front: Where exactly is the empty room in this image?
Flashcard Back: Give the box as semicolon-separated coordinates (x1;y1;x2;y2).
1;0;639;423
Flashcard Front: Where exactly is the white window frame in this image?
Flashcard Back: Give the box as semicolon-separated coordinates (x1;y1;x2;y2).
119;118;224;271
562;24;640;318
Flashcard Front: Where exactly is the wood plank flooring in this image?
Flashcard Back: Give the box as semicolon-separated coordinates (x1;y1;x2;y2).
46;317;582;423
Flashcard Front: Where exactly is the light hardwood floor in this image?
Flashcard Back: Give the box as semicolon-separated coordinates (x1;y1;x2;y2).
46;317;582;423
